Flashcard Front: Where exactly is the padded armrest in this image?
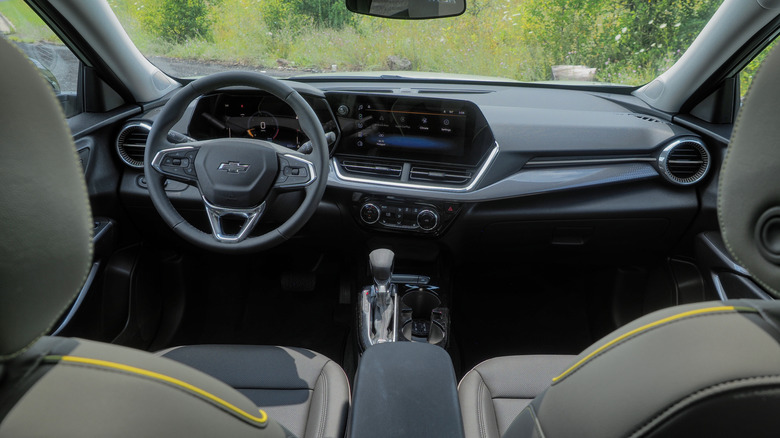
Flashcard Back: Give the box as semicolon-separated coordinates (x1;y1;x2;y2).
348;343;464;438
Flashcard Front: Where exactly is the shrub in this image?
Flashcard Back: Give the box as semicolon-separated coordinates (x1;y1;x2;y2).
138;0;217;43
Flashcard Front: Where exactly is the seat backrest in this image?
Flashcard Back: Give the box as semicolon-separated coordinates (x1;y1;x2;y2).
0;36;291;438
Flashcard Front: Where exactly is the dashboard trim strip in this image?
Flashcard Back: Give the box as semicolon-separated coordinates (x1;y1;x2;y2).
524;157;657;167
331;143;500;193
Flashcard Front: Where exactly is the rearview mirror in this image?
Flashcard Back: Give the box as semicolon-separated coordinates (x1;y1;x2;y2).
345;0;466;19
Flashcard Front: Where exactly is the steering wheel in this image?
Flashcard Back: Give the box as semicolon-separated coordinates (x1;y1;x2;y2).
144;72;329;253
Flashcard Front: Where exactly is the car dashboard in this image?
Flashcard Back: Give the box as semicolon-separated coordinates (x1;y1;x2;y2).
114;79;712;259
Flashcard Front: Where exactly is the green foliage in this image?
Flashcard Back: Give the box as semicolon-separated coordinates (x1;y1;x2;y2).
741;39;779;99
109;0;733;86
513;0;722;82
259;0;354;33
137;0;218;43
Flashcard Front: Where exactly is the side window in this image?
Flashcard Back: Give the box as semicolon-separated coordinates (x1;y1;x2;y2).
740;38;779;101
0;0;82;117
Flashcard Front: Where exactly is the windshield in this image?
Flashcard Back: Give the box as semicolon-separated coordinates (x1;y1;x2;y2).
108;0;722;86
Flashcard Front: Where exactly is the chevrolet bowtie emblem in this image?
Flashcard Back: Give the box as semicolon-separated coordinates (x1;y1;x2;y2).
218;161;250;173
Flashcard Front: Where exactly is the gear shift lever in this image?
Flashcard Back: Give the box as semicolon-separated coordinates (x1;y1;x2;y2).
359;249;399;347
370;249;394;298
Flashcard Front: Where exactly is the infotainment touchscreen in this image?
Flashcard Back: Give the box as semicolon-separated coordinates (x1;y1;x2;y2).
334;95;476;161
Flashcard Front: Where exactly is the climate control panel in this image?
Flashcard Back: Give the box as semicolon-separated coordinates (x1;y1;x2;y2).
354;197;461;234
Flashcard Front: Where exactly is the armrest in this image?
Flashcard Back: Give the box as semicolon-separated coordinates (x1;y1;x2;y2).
348;343;465;438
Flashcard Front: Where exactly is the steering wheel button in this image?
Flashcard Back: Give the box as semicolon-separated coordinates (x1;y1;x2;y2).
291;168;300;176
172;158;182;166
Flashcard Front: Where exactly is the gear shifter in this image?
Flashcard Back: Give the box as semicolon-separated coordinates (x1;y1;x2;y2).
370;249;394;297
360;249;399;347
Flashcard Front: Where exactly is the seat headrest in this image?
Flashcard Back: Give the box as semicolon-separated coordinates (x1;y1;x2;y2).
719;43;780;296
0;37;93;360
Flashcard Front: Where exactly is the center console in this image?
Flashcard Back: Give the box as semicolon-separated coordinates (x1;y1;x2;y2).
349;342;465;438
357;249;451;352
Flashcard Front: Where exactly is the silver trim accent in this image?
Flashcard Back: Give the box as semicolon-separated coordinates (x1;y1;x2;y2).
417;209;439;231
51;262;100;336
332;143;500;192
279;154;317;188
202;197;266;243
657;138;711;186
116;122;152;169
524;157;656;167
360;203;380;224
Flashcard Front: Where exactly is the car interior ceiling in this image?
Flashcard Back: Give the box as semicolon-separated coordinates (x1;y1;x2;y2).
6;0;780;436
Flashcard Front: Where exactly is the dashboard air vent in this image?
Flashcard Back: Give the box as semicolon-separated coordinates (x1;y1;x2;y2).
658;138;710;185
409;166;472;185
620;113;669;124
340;159;403;179
116;122;151;168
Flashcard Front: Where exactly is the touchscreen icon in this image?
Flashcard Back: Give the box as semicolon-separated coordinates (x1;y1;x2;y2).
422;117;428;124
443;119;450;126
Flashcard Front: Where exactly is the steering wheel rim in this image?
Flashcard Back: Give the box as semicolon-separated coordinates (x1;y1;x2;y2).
144;71;329;254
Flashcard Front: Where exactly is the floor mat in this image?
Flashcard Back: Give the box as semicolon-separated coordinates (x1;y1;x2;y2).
167;253;349;365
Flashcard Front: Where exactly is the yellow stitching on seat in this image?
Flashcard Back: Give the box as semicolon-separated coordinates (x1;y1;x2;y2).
53;355;268;427
551;306;755;384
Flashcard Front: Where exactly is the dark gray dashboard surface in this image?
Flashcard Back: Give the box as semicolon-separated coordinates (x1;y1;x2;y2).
129;80;703;203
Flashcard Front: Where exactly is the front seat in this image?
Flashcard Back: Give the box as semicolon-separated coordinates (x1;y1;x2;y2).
0;37;348;437
459;44;780;437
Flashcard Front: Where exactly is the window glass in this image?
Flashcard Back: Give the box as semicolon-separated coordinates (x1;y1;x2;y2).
0;0;82;116
740;38;779;100
109;0;723;86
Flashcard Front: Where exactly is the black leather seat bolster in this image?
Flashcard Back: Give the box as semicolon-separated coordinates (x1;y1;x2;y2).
160;345;350;438
458;355;575;438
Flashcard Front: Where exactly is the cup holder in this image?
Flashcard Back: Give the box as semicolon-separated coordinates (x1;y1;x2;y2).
402;289;441;319
401;289;446;344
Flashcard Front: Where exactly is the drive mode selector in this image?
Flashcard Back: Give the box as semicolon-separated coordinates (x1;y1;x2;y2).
360;203;380;224
417;209;439;231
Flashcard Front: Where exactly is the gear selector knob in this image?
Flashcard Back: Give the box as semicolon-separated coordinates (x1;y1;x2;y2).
369;249;395;288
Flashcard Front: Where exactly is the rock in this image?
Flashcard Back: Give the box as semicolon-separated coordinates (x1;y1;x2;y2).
386;55;412;71
0;13;16;34
276;58;291;68
551;65;597;81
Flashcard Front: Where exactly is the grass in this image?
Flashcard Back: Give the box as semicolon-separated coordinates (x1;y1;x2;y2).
0;0;59;42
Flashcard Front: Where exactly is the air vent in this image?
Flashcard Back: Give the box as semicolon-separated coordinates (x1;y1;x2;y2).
340;159;403;179
621;113;669;124
409;166;472;185
116;122;151;168
658;138;710;185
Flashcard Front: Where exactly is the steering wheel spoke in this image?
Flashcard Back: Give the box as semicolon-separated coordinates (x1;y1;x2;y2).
151;144;202;184
274;153;317;191
203;196;266;243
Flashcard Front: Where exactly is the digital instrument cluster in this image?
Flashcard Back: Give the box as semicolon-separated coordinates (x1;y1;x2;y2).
187;91;336;151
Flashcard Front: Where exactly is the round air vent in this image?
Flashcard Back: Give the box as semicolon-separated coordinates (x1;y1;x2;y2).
116;122;151;168
658;138;711;185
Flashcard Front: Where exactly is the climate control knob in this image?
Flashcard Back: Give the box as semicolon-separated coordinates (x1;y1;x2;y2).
360;203;380;224
417;209;439;231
